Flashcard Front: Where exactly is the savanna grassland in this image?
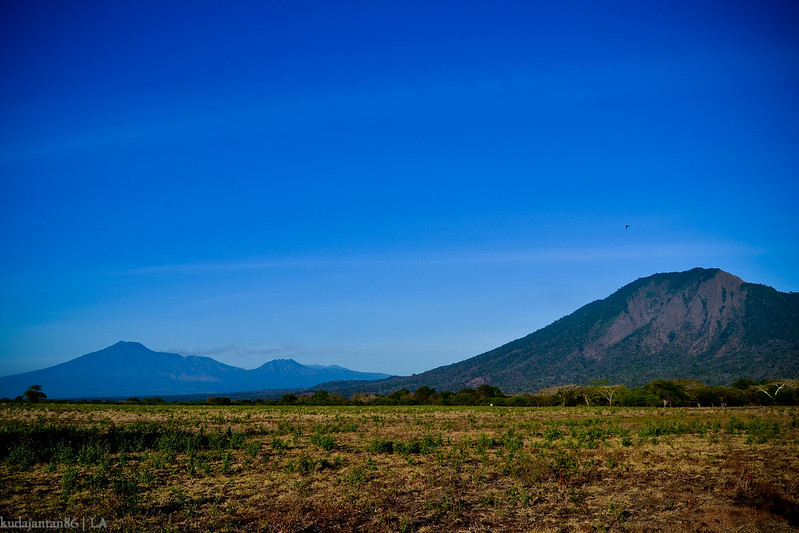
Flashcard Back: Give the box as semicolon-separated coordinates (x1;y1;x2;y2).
1;404;798;532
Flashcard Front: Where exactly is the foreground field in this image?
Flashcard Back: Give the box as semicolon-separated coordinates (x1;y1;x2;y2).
1;404;798;532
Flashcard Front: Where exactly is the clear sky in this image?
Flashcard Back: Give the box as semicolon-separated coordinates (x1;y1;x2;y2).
1;0;797;377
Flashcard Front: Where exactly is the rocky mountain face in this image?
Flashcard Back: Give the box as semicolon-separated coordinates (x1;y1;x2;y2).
584;269;745;359
0;342;390;399
321;268;799;395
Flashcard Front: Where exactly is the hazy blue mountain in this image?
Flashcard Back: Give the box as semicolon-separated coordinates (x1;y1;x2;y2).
0;341;391;399
317;268;799;395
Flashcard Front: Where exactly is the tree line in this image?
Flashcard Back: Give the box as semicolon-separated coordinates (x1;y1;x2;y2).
6;379;799;407
272;379;799;407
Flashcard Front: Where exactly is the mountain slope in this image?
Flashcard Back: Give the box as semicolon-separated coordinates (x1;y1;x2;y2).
0;342;390;399
319;268;799;395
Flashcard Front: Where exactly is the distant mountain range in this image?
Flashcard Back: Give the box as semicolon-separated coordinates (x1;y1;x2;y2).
0;342;391;399
3;268;797;400
319;268;799;396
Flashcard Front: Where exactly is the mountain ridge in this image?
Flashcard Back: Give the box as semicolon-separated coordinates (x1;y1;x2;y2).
3;268;797;400
316;268;799;396
0;342;391;399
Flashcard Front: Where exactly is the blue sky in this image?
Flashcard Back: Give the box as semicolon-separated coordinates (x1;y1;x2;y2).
2;1;798;377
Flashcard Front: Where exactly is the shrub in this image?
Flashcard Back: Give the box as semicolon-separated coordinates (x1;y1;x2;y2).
367;438;394;454
111;473;143;515
310;434;336;451
61;466;80;495
244;440;262;458
6;440;37;469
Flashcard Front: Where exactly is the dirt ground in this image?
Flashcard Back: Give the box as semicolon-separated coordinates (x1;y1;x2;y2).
1;404;797;531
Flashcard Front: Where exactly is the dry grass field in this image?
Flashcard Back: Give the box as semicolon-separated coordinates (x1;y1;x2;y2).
1;403;798;532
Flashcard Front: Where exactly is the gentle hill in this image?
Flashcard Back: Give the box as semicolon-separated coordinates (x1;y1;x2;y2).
318;268;799;395
0;341;390;399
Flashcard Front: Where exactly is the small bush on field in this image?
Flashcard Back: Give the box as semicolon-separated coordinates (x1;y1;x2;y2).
570;426;611;449
367;437;394;454
286;453;318;474
78;442;110;467
638;420;688;438
726;417;747;433
318;455;342;471
543;428;563;442
245;440;262;458
689;420;709;436
111;473;143;516
138;464;155;486
502;451;550;482
395;433;443;455
346;465;367;488
475;433;500;452
276;420;303;437
61;465;80;495
420;433;444;452
221;451;233;473
208;427;244;451
506;484;533;506
501;429;524;451
547;448;580;482
52;442;75;464
742;418;782;444
310;434;336;451
270;437;289;452
229;431;247;449
6;440;36;469
722;416;783;443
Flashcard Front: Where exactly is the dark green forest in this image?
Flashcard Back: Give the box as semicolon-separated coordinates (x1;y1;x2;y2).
7;379;798;408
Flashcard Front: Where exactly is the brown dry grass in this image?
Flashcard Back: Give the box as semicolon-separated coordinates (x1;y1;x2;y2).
1;404;797;532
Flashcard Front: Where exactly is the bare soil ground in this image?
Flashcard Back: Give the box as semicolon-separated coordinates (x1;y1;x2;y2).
1;404;797;532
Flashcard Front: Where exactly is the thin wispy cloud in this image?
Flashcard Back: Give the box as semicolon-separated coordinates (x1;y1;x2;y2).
171;344;303;369
122;241;760;278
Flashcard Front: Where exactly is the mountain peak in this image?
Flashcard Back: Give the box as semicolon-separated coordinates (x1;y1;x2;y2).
0;343;390;399
586;268;746;360
321;268;799;396
96;341;154;357
112;340;146;347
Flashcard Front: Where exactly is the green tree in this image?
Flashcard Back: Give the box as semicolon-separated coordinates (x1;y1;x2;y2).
451;391;476;405
595;384;628;406
279;393;298;404
311;390;332;404
208;397;232;405
413;386;436;404
749;380;799;403
475;384;503;399
388;389;414;405
540;385;580;406
621;387;659;406
24;384;46;403
645;380;689;407
713;386;742;407
732;378;756;390
141;397;164;404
